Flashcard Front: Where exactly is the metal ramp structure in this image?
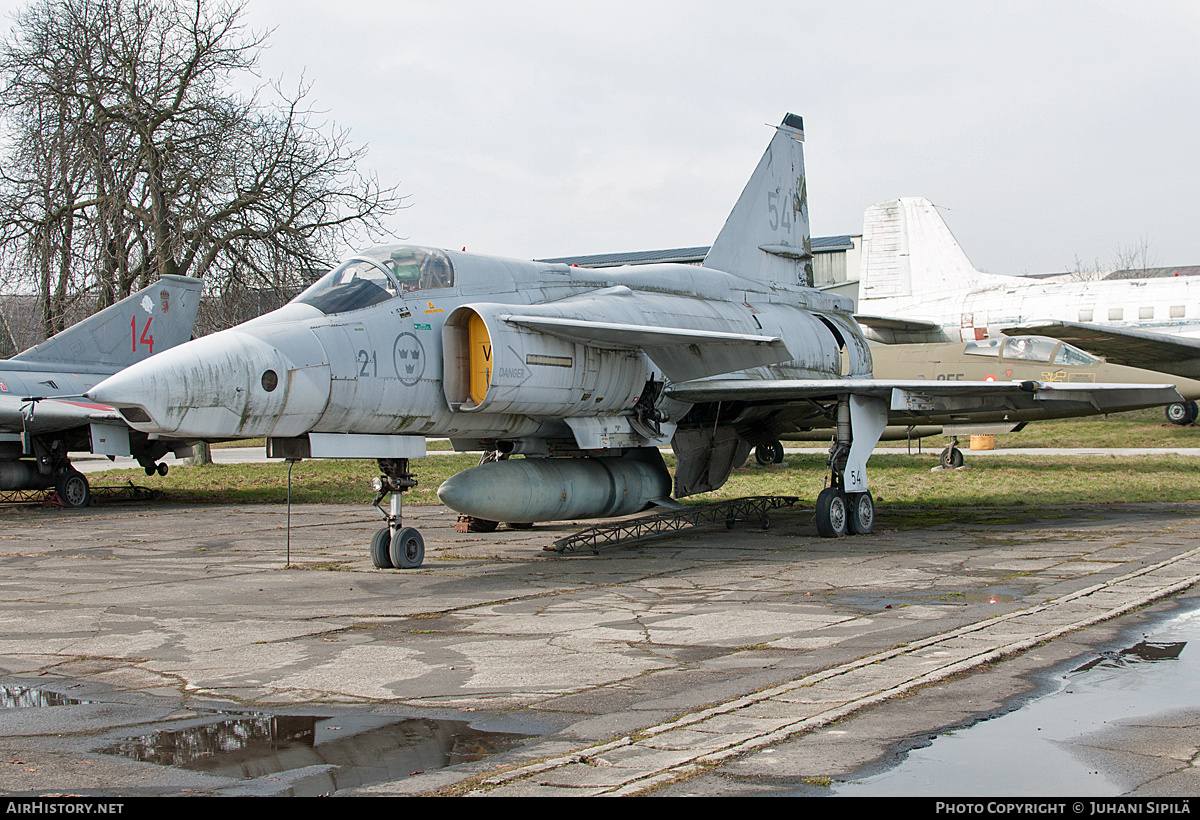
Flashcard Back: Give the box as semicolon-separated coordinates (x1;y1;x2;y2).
547;495;801;555
0;482;164;507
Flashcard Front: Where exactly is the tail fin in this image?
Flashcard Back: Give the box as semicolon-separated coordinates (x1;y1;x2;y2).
704;113;812;287
12;275;203;368
859;197;1008;301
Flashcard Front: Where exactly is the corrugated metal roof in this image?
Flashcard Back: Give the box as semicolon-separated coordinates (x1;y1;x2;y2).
539;235;858;267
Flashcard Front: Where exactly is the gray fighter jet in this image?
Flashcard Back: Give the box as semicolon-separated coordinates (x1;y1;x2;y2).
2;275;202;506
87;116;1183;565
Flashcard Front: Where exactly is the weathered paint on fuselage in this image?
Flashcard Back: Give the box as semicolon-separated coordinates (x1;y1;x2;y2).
96;249;869;445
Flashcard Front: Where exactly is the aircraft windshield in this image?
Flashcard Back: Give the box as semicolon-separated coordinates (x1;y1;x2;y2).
1052;343;1099;366
294;246;455;314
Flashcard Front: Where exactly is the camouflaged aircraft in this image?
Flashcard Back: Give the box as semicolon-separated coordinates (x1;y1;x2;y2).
766;335;1200;468
86;116;1186;566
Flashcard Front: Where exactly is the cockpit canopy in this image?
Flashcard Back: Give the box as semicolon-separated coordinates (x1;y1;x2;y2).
293;245;455;314
963;336;1099;365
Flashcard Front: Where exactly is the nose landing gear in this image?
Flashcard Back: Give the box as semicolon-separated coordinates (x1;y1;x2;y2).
370;458;424;569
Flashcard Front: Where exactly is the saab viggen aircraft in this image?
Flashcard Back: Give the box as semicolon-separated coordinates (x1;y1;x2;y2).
86;116;1184;567
2;275;201;505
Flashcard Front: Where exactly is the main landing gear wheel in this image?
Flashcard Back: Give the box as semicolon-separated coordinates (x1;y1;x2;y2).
1166;401;1199;425
755;440;785;465
815;487;848;538
847;491;874;535
55;469;90;508
390;526;425;569
370;527;393;569
940;445;964;469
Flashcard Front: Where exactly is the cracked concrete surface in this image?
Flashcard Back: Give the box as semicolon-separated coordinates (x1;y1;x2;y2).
0;500;1198;795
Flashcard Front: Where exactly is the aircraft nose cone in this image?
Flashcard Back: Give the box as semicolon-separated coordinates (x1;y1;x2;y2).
88;328;330;439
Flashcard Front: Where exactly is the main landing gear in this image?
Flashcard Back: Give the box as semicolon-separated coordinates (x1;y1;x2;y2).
814;395;887;538
54;467;90;508
28;436;90;508
369;458;424;569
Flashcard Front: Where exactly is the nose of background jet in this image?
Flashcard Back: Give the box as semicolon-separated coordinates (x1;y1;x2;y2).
87;326;332;439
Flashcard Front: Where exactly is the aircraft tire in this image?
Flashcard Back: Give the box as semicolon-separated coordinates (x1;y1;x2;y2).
370;527;393;569
847;491;875;535
1166;402;1198;425
55;469;90;508
940;447;964;469
144;465;156;476
390;526;425;569
156;462;169;476
771;440;785;464
755;441;784;466
815;487;848;538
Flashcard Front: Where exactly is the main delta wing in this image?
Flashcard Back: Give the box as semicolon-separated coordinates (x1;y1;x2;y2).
665;377;1185;425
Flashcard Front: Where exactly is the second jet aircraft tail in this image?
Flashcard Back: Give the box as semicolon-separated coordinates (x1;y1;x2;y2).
12;275;204;370
704;113;813;288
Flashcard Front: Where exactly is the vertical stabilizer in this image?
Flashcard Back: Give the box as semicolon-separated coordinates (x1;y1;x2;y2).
13;275;203;368
704;114;812;287
859;197;996;301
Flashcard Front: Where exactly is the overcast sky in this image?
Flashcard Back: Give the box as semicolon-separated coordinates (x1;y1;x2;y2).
7;1;1200;275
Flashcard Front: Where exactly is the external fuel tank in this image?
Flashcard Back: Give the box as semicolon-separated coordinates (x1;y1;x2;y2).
437;450;672;523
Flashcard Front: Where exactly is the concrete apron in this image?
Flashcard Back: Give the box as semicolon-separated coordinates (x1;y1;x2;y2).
0;501;1197;796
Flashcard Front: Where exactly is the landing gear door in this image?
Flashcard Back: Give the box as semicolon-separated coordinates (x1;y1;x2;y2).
89;422;131;456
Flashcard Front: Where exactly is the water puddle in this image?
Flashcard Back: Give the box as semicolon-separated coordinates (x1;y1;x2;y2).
99;712;527;795
835;585;1024;612
829;602;1200;796
1;683;91;708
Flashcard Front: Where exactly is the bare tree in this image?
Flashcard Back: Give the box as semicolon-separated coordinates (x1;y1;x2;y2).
1063;253;1105;282
1110;236;1158;280
0;0;402;334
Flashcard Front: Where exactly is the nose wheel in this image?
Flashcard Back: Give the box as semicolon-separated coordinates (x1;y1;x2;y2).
370;458;424;569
